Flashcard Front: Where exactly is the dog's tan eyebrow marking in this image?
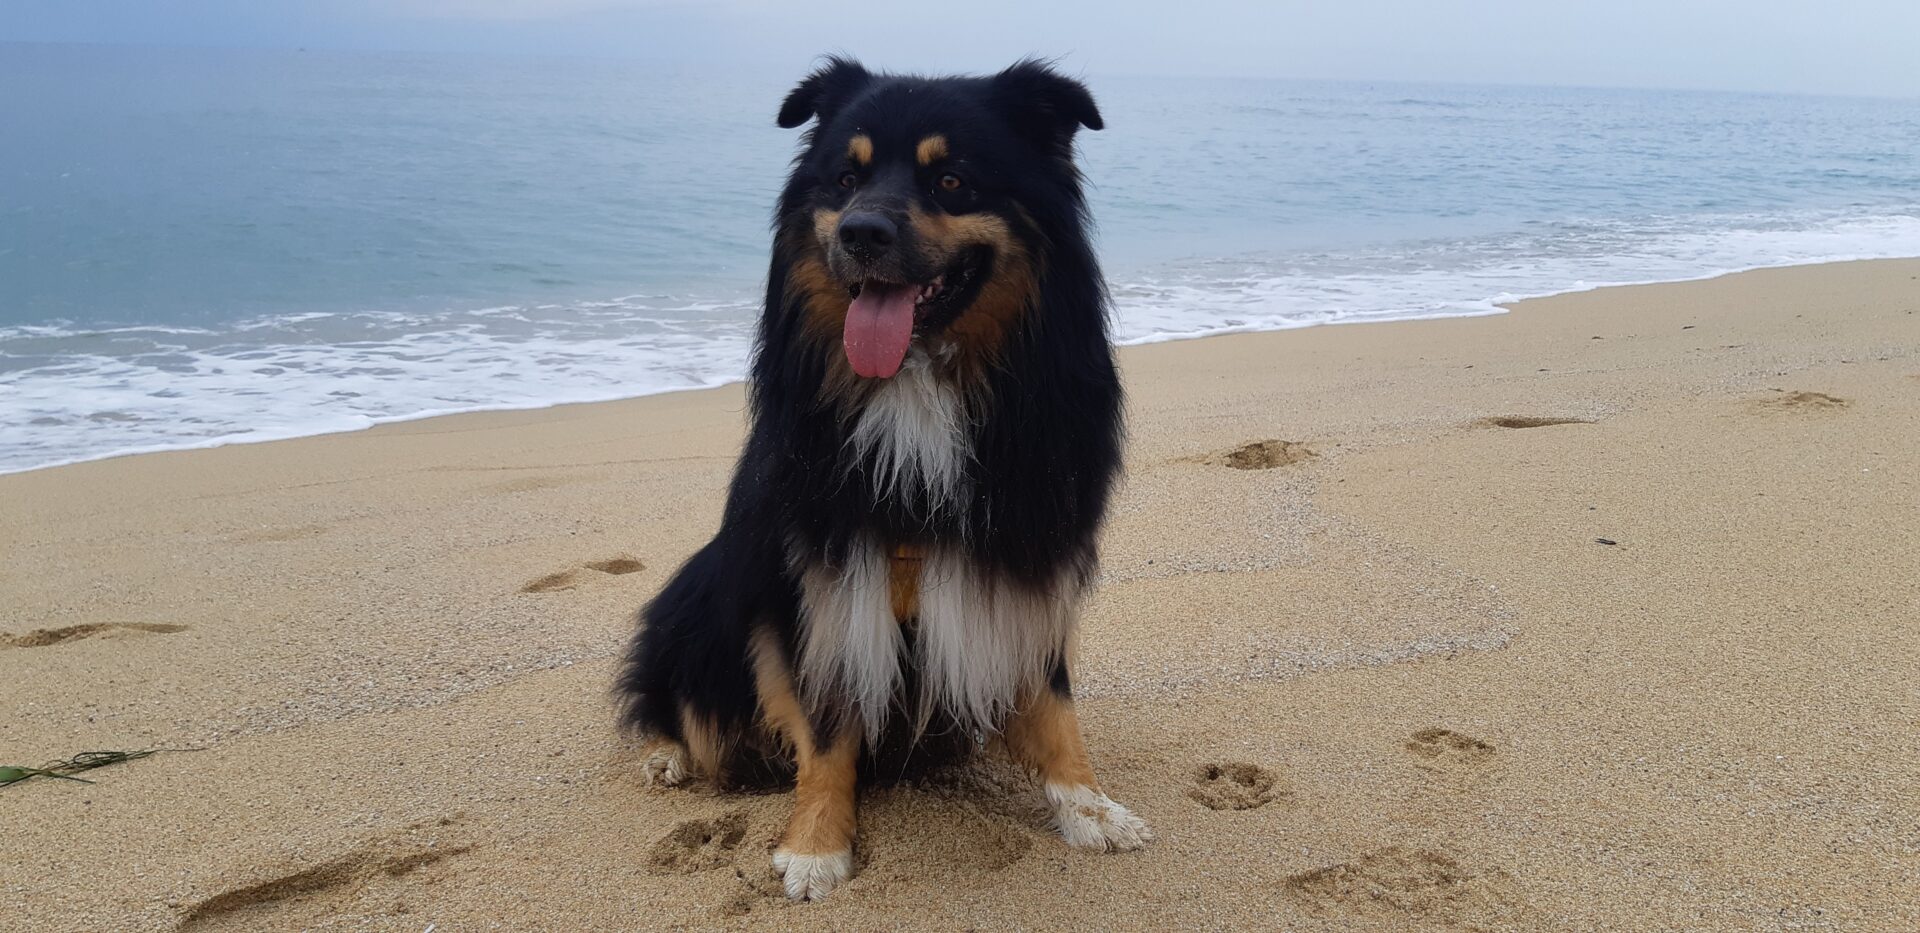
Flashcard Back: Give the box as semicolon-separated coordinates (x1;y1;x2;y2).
847;134;873;166
916;134;949;166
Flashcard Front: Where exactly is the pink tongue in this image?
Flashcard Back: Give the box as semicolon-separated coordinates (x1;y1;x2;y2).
843;283;916;379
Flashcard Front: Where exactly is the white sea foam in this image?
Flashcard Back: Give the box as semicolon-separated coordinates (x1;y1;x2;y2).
2;207;1918;475
0;299;758;474
1109;208;1920;345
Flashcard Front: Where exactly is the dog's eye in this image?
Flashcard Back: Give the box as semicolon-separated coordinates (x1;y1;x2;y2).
937;173;964;192
838;172;858;189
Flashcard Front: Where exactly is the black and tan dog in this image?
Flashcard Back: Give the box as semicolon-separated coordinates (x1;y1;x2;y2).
616;57;1142;900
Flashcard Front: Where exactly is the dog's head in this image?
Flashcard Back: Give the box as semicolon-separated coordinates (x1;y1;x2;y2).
773;57;1103;380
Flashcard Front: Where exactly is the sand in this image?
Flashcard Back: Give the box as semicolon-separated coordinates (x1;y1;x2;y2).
3;259;1917;931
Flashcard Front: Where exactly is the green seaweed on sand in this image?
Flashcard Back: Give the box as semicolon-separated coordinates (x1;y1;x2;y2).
0;749;164;788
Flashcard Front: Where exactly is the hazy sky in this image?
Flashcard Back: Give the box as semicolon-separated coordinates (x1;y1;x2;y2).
9;0;1919;98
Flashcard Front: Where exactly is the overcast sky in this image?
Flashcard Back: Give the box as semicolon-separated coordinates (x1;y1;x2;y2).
9;0;1919;98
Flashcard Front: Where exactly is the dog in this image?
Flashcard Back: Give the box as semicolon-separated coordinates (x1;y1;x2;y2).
615;56;1144;901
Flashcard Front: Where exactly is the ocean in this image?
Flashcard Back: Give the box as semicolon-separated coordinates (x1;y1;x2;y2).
4;43;1919;474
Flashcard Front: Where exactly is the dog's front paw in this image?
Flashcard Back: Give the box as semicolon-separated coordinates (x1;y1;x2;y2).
1045;782;1153;851
639;741;689;787
772;848;853;901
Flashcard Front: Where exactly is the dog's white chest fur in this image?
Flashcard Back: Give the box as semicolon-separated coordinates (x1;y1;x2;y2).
848;353;969;513
794;540;1078;742
793;355;1080;740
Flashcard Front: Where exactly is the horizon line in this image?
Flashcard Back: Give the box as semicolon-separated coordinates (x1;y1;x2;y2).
4;38;1916;104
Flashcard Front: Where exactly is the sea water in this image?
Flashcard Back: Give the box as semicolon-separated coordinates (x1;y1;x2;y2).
4;44;1918;473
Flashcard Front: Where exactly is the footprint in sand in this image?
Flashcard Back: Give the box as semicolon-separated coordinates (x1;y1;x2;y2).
1188;762;1285;810
1283;845;1518;926
178;816;473;931
0;623;187;650
1199;439;1317;470
520;555;647;593
718;799;1033;915
725;859;801;916
1753;390;1850;413
723;826;838;915
1404;728;1496;769
1476;415;1593;429
648;809;751;875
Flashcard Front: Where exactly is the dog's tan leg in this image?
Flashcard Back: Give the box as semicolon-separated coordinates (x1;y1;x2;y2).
1003;684;1151;851
752;629;861;900
772;727;859;900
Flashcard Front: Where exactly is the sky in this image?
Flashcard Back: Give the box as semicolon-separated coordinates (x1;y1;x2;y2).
7;0;1919;98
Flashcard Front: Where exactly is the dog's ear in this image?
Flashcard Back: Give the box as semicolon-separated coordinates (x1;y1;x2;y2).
777;56;873;129
991;59;1103;155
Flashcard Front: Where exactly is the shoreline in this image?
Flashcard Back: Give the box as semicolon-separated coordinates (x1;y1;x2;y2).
7;253;1914;479
3;258;1918;930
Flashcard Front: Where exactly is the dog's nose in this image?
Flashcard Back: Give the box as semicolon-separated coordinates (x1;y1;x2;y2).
838;212;896;261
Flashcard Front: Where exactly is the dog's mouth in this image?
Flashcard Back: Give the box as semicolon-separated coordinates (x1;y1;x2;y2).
841;250;985;379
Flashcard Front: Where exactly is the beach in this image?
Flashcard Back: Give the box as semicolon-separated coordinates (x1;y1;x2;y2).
3;258;1918;930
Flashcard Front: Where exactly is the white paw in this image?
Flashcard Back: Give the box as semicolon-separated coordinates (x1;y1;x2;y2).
640;743;688;787
1045;782;1153;851
771;848;853;901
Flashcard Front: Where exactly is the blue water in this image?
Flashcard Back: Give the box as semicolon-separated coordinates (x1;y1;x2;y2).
5;43;1920;473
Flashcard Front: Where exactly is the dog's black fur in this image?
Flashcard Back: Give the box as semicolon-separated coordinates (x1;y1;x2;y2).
615;57;1119;785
